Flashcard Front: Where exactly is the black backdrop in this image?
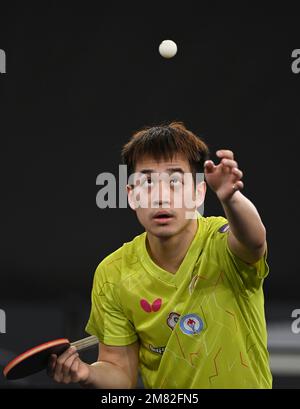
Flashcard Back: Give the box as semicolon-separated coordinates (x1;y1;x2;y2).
0;6;299;374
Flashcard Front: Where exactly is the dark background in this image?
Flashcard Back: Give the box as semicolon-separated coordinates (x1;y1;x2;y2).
0;5;299;388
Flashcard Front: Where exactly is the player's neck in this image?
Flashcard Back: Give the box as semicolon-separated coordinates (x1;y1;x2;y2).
145;219;198;274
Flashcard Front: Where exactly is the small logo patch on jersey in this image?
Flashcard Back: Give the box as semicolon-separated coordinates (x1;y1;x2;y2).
167;312;181;330
179;314;204;335
218;223;229;233
149;344;165;355
140;298;162;313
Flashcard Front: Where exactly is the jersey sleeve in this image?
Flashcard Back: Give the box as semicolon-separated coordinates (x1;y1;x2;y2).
85;262;138;346
210;216;270;296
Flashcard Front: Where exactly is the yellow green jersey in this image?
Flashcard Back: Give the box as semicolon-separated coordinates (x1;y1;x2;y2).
85;213;272;388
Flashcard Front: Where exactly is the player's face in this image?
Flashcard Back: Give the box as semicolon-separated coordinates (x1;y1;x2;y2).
127;154;206;238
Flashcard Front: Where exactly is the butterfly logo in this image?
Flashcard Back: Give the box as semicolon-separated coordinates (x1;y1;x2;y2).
140;298;162;313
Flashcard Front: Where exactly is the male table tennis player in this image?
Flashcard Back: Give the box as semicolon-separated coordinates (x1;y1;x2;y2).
48;122;272;388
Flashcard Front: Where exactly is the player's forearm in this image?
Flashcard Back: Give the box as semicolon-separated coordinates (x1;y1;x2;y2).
220;191;266;249
80;361;135;389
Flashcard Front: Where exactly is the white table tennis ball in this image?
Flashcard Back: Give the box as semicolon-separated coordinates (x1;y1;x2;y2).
159;40;177;59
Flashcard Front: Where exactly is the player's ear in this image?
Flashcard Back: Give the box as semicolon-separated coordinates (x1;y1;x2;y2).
127;184;136;211
195;181;206;208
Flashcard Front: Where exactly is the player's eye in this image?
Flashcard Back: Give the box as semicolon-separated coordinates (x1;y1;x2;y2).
170;175;183;187
141;177;154;187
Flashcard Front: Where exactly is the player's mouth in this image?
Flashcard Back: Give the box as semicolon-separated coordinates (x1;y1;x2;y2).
152;211;175;224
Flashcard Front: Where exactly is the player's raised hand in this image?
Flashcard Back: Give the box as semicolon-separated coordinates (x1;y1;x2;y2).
47;346;91;385
204;150;244;203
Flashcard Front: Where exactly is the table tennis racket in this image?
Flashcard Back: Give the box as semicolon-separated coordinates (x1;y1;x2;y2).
3;335;98;380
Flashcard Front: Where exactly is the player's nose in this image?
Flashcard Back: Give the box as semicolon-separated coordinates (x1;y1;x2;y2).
151;180;171;207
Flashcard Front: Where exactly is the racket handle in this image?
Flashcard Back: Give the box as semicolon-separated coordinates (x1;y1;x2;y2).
70;335;98;352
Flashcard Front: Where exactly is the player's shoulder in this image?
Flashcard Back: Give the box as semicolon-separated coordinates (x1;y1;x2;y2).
200;215;229;235
93;231;145;283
